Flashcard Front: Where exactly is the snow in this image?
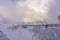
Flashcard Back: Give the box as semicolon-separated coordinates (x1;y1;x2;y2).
0;24;33;40
0;24;60;40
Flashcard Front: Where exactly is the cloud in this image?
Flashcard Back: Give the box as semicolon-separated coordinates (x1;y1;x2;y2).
0;0;51;24
0;0;60;24
22;0;49;23
47;0;60;24
14;0;60;24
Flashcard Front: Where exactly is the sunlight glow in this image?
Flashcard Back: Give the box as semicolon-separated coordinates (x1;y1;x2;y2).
18;0;49;23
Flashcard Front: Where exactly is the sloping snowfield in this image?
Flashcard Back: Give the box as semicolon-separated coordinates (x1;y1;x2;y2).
0;24;60;40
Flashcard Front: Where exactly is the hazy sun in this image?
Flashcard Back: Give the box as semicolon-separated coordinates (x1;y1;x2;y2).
18;0;49;23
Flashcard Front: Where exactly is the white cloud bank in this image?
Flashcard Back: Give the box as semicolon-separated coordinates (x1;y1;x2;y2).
0;0;60;24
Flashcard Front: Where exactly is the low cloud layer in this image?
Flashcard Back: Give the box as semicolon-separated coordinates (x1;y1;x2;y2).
0;0;60;24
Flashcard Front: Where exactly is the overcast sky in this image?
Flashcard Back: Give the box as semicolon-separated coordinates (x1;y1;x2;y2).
0;0;60;24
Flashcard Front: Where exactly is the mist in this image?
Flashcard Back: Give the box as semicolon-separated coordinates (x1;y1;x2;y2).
0;0;60;24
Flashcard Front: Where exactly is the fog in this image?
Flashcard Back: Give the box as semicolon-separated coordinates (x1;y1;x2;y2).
0;0;60;24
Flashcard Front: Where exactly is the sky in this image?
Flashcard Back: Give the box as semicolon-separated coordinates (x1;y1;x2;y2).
0;0;60;24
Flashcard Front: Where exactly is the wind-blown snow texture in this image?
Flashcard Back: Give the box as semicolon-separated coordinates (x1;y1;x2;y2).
0;24;60;40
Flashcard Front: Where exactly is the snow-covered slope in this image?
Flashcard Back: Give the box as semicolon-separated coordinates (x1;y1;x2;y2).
0;24;60;40
0;24;33;40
